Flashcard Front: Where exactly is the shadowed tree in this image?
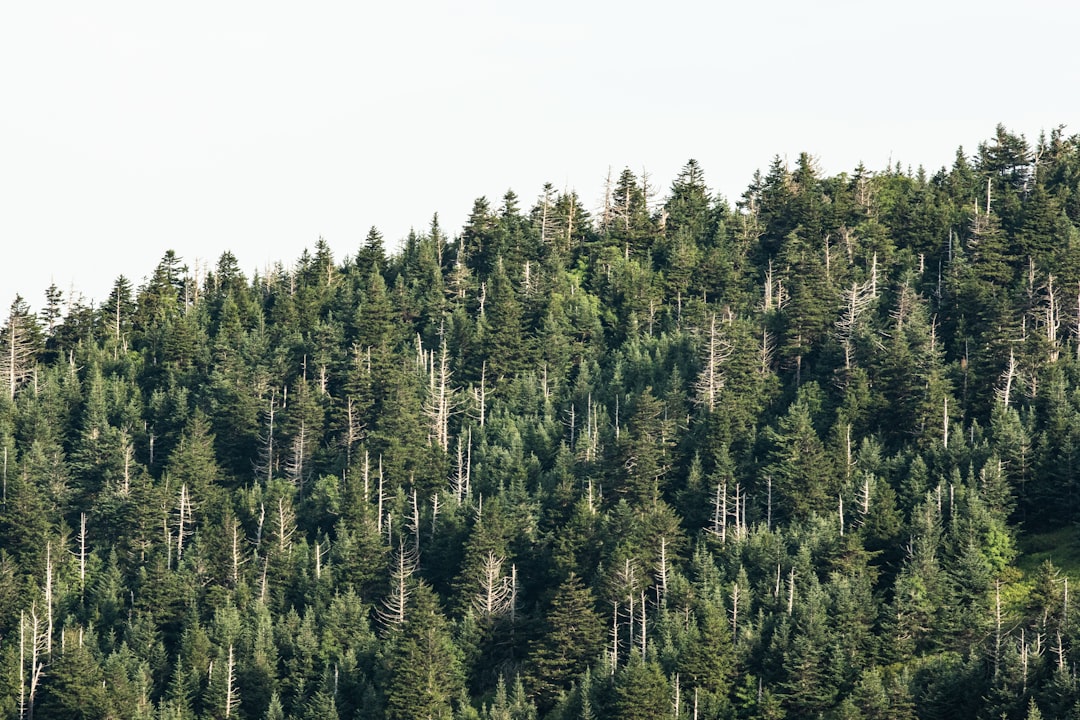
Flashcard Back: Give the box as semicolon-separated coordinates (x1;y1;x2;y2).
383;582;464;720
526;572;604;710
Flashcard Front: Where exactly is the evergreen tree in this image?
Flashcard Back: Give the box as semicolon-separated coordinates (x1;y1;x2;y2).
36;642;111;720
527;572;604;709
763;385;836;521
611;655;670;720
0;295;43;402
481;261;529;384
383;582;465;720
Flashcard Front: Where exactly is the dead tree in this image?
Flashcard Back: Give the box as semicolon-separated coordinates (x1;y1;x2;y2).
1044;273;1061;363
835;275;876;371
224;644;239;718
422;334;457;452
995;348;1018;408
408;488;421;554
472;551;514;619
229;518;247;586
76;514;87;600
694;313;733;412
709;482;728;543
275;495;296;556
20;606;46;720
119;431;135;495
450;432;472;504
0;298;38;402
253;389;278;485
176;484;194;564
342;395;365;468
471;362;488;429
378;540;418;630
655;537;670;601
284;422;308;493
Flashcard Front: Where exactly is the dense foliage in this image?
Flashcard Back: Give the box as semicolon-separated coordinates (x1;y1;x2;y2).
3;125;1080;719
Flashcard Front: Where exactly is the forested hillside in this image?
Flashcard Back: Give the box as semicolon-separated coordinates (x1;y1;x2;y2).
3;125;1080;719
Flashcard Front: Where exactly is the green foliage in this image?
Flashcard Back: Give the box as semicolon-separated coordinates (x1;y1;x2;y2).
763;383;836;521
1;126;1080;718
383;583;464;720
527;572;604;709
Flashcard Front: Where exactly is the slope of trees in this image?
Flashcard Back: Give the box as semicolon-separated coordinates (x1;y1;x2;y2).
2;125;1080;718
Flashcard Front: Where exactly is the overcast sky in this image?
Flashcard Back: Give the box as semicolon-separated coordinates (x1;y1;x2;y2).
2;1;1077;312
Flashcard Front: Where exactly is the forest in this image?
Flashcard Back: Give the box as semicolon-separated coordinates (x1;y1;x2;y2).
2;124;1080;719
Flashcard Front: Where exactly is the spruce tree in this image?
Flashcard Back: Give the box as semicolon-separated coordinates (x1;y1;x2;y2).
527;572;604;709
383;582;464;720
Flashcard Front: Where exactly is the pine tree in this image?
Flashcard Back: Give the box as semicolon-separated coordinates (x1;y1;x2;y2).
776;229;836;382
611;654;670;720
664;159;712;245
764;385;836;521
527;572;604;709
383;582;464;720
35;641;110;720
357;226;387;272
0;296;42;402
677;593;733;697
481;261;529;384
613;388;674;505
167;410;224;509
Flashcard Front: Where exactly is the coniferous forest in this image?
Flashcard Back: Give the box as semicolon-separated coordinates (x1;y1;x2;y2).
4;125;1080;719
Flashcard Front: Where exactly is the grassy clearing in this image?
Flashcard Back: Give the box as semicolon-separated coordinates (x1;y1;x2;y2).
1016;525;1080;580
1001;525;1080;615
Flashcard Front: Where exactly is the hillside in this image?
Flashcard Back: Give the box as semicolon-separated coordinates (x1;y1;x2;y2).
2;125;1080;719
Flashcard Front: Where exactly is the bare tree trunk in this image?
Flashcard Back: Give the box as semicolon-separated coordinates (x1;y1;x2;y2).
452;435;468;503
362;450;370;504
256;389;277;485
285;422;307;493
995;349;1017;408
709;482;727;542
19;611;25;720
424;336;455;451
472;551;513;618
767;476;772;531
639;590;647;658
121;434;134;495
78;514;87;599
259;555;269;604
224;644;239;718
378;540;417;630
656;537;669;600
839;494;845;537
430;492;440;537
377;456;385;534
277;496;296;555
409;488;421;554
943;396;949;449
476;363;487;428
993;580;1003;680
231;519;244;585
510;564;518;625
176;483;193;561
610;600;619;672
730;581;739;643
695;313;732;412
344;396;364;467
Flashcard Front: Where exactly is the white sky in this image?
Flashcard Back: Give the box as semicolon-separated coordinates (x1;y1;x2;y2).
2;1;1078;312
